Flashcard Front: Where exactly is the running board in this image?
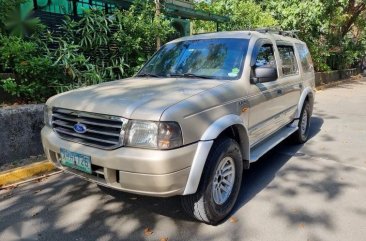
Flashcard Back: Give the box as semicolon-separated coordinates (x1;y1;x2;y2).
249;126;298;162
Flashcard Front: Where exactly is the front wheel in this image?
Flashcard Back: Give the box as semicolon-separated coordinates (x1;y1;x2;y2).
181;138;243;225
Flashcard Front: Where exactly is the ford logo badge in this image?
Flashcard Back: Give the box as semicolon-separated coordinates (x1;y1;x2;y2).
73;123;87;134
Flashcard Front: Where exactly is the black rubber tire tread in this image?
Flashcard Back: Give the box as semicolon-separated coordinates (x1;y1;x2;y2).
181;138;243;225
291;101;311;144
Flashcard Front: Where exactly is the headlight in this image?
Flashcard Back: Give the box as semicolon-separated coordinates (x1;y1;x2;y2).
125;121;183;150
126;121;159;149
43;105;52;127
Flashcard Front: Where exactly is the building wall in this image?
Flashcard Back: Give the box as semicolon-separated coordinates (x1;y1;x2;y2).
20;0;115;18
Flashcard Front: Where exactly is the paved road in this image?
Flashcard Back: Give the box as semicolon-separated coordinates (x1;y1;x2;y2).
1;79;366;241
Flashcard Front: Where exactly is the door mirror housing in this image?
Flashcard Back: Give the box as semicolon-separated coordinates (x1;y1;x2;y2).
251;66;278;84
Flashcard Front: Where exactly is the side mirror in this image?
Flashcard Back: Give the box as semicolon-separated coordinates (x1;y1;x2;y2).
251;66;278;84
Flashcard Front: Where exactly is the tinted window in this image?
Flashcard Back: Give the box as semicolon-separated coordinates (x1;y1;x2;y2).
139;38;249;80
277;45;299;76
295;43;313;72
255;44;276;68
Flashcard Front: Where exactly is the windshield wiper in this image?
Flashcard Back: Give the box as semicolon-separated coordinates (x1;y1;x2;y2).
136;73;163;78
169;73;214;79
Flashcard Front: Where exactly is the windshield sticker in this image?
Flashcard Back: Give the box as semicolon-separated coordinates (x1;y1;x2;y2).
232;67;240;74
228;67;240;77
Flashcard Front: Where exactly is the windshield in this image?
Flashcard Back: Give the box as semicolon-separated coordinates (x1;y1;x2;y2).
138;38;249;80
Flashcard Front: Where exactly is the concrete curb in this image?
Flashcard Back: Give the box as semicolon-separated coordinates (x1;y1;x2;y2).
0;160;57;187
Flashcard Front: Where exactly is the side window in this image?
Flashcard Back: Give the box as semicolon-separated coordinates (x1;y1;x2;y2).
277;45;299;76
295;43;313;72
255;44;276;68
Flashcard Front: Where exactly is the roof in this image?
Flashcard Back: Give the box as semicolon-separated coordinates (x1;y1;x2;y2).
168;31;306;44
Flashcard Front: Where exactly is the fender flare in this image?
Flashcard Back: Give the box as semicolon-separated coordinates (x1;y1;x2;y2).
295;87;314;118
183;114;249;195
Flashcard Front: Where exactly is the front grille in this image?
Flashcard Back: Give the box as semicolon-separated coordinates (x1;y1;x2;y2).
52;108;126;149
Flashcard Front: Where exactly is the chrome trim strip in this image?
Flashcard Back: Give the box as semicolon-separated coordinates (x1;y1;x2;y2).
53;120;121;137
52;113;122;128
54;107;123;121
55;128;120;145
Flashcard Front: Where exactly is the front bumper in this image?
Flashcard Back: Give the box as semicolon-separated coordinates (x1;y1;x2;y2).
41;126;198;197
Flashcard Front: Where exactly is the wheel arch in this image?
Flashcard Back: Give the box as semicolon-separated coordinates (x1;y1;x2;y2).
200;114;250;161
216;124;250;164
296;87;315;118
183;114;250;195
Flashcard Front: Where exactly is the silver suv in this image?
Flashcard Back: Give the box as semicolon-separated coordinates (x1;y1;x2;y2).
42;30;315;224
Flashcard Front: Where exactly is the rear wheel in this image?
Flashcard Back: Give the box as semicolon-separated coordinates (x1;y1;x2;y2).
181;138;243;225
292;101;311;144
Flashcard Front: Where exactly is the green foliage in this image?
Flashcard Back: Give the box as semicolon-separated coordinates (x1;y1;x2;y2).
1;78;18;96
194;0;277;33
51;4;174;92
0;0;26;34
0;35;61;102
0;35;37;72
1;2;174;102
3;0;366;103
194;0;366;71
261;0;366;71
0;0;46;37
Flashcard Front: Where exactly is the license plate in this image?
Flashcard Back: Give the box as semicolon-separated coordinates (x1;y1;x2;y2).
60;148;92;174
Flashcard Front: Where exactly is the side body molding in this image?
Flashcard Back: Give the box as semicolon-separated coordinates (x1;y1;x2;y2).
183;114;249;195
295;87;314;118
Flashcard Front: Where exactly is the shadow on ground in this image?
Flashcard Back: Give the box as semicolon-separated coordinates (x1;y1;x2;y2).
3;116;357;241
235;116;324;207
100;117;325;224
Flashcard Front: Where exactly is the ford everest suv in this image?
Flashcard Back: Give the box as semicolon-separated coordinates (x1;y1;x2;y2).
42;30;315;225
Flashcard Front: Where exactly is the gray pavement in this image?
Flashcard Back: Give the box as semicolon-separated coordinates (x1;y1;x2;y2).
1;79;366;241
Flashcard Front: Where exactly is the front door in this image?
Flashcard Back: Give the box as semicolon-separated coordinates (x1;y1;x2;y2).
248;40;284;146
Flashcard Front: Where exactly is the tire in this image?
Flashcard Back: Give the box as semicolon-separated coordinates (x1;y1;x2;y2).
292;101;311;144
181;138;243;225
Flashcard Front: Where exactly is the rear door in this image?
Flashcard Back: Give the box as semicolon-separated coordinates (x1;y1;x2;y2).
275;42;302;123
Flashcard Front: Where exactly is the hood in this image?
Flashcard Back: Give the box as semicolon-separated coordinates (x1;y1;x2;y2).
47;77;225;120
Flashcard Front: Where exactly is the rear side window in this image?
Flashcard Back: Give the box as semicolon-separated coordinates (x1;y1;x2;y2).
277;45;299;76
295;43;313;72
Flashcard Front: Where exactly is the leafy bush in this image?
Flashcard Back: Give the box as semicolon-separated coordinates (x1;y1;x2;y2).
0;35;62;102
0;1;174;103
51;3;174;92
0;35;37;72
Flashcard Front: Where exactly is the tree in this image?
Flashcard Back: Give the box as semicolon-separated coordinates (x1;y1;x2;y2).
261;0;366;71
193;0;277;33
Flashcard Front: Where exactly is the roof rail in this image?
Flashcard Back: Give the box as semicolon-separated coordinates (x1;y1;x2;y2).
254;27;300;39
